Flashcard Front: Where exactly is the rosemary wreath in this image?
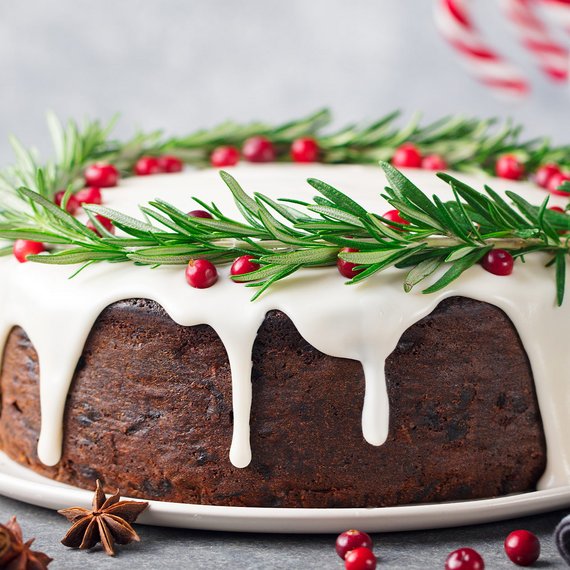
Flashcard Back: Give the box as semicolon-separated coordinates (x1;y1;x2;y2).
0;111;569;304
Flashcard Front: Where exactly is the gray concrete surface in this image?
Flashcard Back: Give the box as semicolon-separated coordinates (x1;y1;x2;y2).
0;495;568;569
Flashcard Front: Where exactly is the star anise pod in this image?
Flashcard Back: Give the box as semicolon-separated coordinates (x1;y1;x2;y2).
0;516;52;569
58;480;149;556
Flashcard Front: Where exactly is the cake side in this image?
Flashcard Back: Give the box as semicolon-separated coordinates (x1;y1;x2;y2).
0;296;546;507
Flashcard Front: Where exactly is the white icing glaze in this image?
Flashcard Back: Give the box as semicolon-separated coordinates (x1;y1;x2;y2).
0;164;569;492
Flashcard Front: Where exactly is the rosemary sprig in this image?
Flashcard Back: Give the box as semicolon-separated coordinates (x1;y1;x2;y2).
1;162;569;304
1;110;569;212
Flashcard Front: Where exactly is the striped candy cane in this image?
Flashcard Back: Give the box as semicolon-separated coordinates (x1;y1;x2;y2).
502;0;568;81
435;0;530;97
539;0;570;32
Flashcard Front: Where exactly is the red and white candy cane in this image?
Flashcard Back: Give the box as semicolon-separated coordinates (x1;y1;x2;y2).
539;0;570;32
502;0;568;81
434;0;530;98
435;0;570;97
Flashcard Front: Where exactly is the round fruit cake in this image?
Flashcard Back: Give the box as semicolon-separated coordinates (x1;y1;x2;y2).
0;163;569;508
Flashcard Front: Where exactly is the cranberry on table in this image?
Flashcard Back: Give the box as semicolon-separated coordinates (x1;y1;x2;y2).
158;155;184;173
344;547;377;570
242;136;276;163
185;259;218;289
84;162;119;188
75;187;103;206
391;143;422;168
13;240;45;263
86;215;115;236
547;172;570;196
445;547;484;570
134;156;162;176
54;190;80;214
188;209;213;219
336;529;373;560
337;247;364;279
422;154;447;170
291;137;320;163
230;255;260;277
211;146;240;167
495;155;525;180
481;249;514;276
504;530;540;566
535;163;561;189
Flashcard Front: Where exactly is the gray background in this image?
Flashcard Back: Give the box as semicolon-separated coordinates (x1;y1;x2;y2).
0;0;568;164
0;1;569;568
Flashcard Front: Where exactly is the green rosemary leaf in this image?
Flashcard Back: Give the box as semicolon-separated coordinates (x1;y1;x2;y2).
446;246;477;262
307;204;365;227
483;185;529;227
432;195;474;244
422;246;492;294
139;206;195;238
339;247;407;265
260;246;338;266
366;213;409;241
380;161;442;221
231;263;284;282
254;193;308;223
556;252;566;306
404;257;443;292
28;249;125;264
306;178;368;218
0;227;74;243
86;205;157;234
219;170;259;217
0;245;13;257
348;245;426;284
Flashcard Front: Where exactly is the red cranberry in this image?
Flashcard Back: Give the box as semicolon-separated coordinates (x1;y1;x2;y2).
535;163;561;189
547;172;570;196
344;547;376;570
84;162;119;188
210;146;240;167
134;156;162;176
549;206;565;213
337;247;364;279
422;154;447;170
230;255;260;276
86;215;115;237
158;155;183;173
242;136;275;163
336;530;373;560
188;210;213;219
383;209;410;228
75;187;102;206
504;530;540;566
13;240;45;263
185;259;218;289
54;191;80;214
495;155;524;180
291;137;319;163
391;143;422;168
481;249;514;276
445;547;484;570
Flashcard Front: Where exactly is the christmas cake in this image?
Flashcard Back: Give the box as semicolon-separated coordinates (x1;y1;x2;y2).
0;113;569;508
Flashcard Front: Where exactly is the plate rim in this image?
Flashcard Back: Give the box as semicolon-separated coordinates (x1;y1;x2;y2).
1;452;569;533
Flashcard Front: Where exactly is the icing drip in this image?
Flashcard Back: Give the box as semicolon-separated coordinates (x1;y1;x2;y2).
0;164;569;492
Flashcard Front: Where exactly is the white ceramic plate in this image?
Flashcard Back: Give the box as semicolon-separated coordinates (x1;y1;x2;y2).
1;452;569;533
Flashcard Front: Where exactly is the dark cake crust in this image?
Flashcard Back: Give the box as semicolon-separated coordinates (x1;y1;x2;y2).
0;297;546;507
